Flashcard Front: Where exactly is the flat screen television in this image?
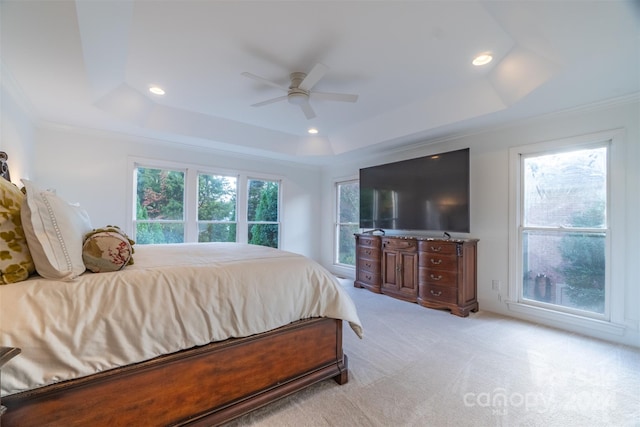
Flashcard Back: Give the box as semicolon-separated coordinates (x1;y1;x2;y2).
359;148;470;233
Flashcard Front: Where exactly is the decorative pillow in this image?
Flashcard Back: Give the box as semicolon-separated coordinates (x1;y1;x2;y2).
0;178;35;284
21;179;93;280
82;225;135;273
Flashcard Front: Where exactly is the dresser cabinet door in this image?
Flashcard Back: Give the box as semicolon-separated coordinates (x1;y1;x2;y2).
381;238;418;301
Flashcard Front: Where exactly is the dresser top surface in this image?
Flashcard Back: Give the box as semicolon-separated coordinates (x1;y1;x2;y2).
356;233;478;243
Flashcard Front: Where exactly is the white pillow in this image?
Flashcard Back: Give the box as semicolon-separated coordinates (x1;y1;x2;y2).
21;179;92;280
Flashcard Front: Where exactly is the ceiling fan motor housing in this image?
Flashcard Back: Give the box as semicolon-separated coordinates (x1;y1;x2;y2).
288;72;310;105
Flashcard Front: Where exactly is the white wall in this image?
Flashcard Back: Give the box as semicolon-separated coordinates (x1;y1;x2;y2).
321;98;640;347
28;126;324;260
0;73;35;182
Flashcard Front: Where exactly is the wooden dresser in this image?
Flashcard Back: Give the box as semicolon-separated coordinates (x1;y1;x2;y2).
354;234;478;317
354;234;382;293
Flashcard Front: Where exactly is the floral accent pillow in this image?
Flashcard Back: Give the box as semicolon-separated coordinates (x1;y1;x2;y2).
0;178;35;284
82;226;135;273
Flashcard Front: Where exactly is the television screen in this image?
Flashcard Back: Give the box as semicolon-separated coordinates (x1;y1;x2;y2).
359;148;470;233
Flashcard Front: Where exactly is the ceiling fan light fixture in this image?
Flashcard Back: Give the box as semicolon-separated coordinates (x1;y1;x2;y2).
288;92;308;105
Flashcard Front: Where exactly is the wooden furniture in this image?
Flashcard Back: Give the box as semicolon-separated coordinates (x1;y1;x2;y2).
0;347;21;426
417;239;479;317
355;234;478;317
354;234;382;293
2;318;347;427
381;237;418;302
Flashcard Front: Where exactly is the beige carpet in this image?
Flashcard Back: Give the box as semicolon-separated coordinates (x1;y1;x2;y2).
224;279;640;426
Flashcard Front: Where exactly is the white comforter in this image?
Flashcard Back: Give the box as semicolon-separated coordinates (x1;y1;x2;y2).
0;243;362;396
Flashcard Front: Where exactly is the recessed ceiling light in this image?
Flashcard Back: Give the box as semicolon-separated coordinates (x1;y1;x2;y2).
308;128;319;134
149;86;165;95
472;53;493;66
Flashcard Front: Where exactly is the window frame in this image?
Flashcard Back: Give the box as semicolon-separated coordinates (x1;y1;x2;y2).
246;176;282;248
507;129;626;334
196;171;239;243
519;143;610;319
128;157;283;245
334;177;360;267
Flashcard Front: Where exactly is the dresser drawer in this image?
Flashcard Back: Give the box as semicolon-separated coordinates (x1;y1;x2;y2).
419;269;457;287
418;241;457;255
358;258;381;274
421;284;457;304
357;270;381;285
357;246;381;260
382;238;417;251
419;253;457;270
357;236;380;248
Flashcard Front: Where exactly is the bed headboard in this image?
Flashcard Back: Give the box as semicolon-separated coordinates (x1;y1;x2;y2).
0;152;11;182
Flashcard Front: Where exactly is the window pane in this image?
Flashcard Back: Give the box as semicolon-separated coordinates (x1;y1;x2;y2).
248;223;278;248
337;181;359;266
135;222;184;244
247;179;279;222
338;182;359;223
338;224;359;265
523;147;606;228
136;168;185;221
198;223;236;242
198;174;237;221
523;230;605;314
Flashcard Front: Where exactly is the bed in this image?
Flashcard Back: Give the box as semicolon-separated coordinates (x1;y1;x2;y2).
0;152;362;426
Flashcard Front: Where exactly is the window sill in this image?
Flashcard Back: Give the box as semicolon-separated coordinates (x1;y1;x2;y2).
505;300;626;336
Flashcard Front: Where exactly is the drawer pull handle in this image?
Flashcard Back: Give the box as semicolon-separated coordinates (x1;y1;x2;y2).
365;262;371;268
430;290;442;297
430;259;442;265
365;274;372;280
430;246;442;252
430;274;442;281
365;250;371;255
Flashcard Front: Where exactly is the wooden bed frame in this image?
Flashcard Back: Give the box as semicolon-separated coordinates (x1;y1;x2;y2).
2;318;348;426
0;152;350;426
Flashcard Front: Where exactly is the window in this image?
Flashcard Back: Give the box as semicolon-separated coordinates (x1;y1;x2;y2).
247;178;280;248
197;173;237;242
335;180;359;266
517;143;609;318
132;160;280;247
134;166;186;244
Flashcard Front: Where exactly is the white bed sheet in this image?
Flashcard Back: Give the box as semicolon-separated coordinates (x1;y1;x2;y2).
0;243;362;396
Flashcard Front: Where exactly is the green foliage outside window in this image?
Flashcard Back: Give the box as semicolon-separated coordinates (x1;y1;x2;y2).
557;206;605;313
197;174;237;242
338;182;359;265
248;180;279;248
135;168;185;244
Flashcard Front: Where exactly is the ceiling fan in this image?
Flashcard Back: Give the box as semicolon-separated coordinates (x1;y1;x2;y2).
241;63;358;120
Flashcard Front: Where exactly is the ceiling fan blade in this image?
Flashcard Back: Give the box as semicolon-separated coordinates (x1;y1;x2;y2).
300;102;316;120
241;72;288;91
312;91;359;103
298;63;329;91
251;95;288;107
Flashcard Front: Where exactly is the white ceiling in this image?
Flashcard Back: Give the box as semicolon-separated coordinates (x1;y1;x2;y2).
2;1;639;165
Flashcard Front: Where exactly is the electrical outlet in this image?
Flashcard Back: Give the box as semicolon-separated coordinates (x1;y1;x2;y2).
492;280;500;291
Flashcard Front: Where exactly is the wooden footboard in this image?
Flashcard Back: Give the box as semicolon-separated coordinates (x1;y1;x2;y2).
2;317;348;427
